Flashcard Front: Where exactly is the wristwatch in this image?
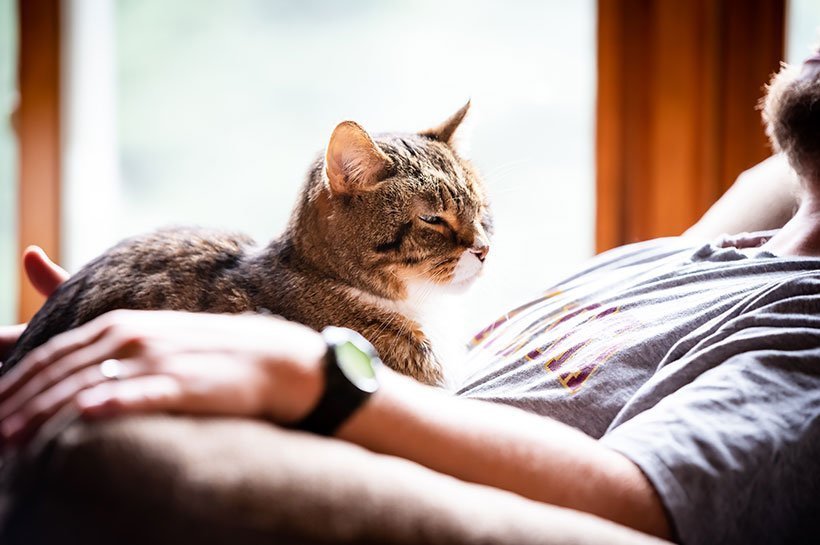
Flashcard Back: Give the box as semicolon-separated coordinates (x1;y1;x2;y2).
295;326;382;436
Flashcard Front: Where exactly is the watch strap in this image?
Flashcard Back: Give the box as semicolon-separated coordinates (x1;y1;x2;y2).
295;336;375;436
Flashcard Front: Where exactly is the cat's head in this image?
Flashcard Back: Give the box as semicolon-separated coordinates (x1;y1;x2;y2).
301;102;492;301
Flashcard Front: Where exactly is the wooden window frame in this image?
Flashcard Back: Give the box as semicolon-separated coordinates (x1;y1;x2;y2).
14;1;786;319
596;0;785;252
16;0;61;322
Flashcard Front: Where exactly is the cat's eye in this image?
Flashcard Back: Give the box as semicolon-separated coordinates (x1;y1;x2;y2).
418;215;445;226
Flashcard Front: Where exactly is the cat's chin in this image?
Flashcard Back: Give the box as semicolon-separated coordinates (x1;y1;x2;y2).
445;252;484;293
445;273;481;294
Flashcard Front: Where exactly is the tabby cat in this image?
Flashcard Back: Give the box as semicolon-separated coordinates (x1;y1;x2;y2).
4;103;492;386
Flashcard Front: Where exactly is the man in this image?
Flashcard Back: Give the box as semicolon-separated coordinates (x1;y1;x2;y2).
1;59;818;544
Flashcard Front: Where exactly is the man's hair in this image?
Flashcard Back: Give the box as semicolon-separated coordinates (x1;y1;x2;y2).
762;63;820;183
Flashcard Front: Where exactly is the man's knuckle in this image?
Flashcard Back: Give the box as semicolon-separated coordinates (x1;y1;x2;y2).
104;395;124;410
102;309;132;330
108;309;128;321
27;398;49;420
105;322;136;344
24;348;48;370
40;366;59;385
117;333;143;349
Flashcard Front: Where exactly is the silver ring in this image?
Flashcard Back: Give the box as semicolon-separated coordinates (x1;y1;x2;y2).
99;358;124;381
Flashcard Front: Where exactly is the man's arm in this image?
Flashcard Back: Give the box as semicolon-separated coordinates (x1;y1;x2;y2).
340;370;671;538
0;309;671;539
684;154;799;240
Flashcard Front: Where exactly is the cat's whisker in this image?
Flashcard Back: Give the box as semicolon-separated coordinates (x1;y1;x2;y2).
486;175;539;194
481;158;533;177
371;300;402;341
483;172;537;191
488;184;534;196
399;262;443;281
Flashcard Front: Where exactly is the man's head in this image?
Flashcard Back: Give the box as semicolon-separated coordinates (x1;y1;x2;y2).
762;49;820;187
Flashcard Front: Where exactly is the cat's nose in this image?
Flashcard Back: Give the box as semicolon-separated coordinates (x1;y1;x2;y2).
470;243;489;262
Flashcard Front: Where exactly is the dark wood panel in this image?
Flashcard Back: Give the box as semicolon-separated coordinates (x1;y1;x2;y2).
16;0;62;321
596;0;785;252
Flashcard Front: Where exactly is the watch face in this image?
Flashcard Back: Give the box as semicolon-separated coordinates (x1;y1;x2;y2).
326;327;381;393
337;340;376;380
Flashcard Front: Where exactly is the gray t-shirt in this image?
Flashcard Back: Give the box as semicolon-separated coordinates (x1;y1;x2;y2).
456;235;820;544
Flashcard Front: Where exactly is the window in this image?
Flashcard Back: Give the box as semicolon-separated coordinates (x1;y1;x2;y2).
63;0;596;336
786;0;820;64
0;0;17;325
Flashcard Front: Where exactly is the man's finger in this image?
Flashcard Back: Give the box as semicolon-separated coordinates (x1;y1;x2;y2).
0;324;27;363
1;364;109;447
0;335;125;421
77;375;184;417
23;246;69;297
0;318;110;404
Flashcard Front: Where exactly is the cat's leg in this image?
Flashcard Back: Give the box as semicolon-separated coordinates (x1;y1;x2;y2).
363;322;444;386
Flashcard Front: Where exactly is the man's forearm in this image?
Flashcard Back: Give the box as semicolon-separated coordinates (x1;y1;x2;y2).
337;370;671;538
684;154;799;240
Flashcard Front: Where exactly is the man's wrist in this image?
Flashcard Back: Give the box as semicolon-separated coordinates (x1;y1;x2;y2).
295;326;384;436
263;322;327;424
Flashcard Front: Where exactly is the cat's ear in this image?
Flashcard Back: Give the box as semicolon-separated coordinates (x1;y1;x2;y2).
325;121;391;195
420;101;470;144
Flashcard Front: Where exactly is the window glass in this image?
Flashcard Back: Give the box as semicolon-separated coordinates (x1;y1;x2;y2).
0;0;17;324
787;0;820;64
66;0;596;334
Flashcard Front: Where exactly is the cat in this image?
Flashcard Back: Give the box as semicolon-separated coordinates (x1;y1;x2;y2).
3;103;492;386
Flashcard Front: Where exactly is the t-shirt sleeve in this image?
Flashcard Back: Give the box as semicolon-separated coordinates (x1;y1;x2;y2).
600;332;820;544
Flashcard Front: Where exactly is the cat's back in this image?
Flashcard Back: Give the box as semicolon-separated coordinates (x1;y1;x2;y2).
3;227;259;372
98;227;258;312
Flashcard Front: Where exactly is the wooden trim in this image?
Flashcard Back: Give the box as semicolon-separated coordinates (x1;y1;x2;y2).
16;0;62;322
596;0;785;252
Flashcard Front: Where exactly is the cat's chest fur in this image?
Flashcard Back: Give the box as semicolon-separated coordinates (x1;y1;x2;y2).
250;239;444;385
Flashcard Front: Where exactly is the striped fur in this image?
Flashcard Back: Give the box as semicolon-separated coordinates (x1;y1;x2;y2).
5;105;492;385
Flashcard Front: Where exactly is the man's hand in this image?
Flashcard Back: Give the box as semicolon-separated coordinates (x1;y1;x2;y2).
23;246;69;297
0;325;27;363
0;310;325;448
0;247;69;361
